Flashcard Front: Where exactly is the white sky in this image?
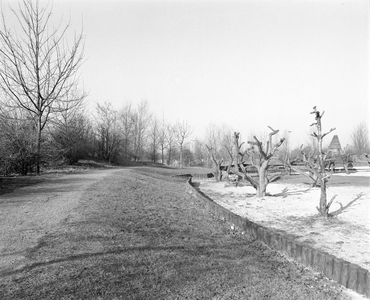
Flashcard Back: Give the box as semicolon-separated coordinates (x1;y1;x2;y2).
2;0;369;148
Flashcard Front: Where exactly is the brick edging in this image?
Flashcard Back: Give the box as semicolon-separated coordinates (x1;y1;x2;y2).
185;178;370;298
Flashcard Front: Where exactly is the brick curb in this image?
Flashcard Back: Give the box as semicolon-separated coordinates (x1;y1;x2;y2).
185;178;370;298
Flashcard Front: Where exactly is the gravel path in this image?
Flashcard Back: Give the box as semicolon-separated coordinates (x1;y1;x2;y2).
0;169;117;272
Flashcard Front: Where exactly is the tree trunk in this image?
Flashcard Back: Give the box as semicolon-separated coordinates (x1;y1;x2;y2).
214;163;222;182
179;143;183;168
233;133;239;178
167;146;172;165
257;166;267;197
36;115;42;174
319;179;328;217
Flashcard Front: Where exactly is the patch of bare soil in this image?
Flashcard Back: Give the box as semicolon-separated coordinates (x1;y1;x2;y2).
197;173;370;273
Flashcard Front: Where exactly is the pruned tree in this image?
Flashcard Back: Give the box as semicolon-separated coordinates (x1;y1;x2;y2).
231;132;245;183
0;0;85;173
285;145;321;187
205;144;223;181
175;120;192;168
308;106;337;217
340;145;353;175
234;127;285;197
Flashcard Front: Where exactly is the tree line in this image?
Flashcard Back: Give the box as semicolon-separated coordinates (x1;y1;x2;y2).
0;1;369;177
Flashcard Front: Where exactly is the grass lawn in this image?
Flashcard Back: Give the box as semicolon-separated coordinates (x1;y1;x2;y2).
0;166;348;299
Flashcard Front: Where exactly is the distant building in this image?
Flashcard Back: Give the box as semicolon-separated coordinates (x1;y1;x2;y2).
328;135;342;155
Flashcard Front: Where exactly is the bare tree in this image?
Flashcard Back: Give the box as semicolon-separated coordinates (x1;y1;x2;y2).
0;107;37;175
286;145;321;187
175;120;192;168
166;123;176;165
0;0;85;173
234;127;285;197
158;118;167;164
205;144;223;181
119;103;135;161
95;102;121;164
50;105;93;165
192;139;207;167
351;121;370;157
308;106;337;217
131;100;151;161
148;116;159;162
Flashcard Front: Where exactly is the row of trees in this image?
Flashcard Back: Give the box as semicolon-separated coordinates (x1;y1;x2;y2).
0;98;196;174
203;107;369;218
0;0;197;175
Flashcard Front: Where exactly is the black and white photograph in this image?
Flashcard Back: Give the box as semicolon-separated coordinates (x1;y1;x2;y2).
0;0;368;299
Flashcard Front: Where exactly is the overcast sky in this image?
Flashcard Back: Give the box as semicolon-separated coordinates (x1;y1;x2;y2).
2;0;369;148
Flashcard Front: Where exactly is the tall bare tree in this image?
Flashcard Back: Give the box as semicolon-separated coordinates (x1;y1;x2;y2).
0;0;85;173
119;103;134;160
351;121;370;157
175;120;192;168
95;102;121;164
131;100;151;161
148;116;159;162
158;118;167;164
50;105;93;165
166;123;176;165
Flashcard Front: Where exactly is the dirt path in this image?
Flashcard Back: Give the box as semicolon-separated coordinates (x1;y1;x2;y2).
0;169;118;272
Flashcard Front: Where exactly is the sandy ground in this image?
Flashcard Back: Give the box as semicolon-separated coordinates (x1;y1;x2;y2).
197;170;370;273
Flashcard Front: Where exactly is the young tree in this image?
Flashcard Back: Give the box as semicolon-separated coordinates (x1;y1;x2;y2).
0;0;85;173
234;127;285;197
308;106;337;217
175;120;192;168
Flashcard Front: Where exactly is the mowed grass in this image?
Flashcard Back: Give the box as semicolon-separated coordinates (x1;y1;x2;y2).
0;167;347;299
